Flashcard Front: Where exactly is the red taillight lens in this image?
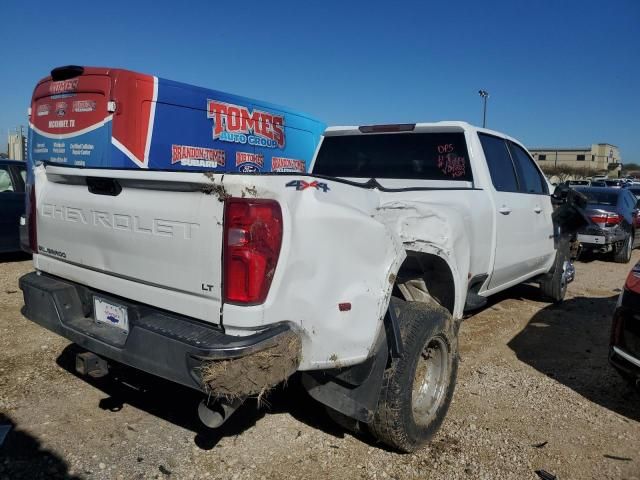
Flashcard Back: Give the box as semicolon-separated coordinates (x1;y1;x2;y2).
27;184;37;253
590;213;621;227
223;198;282;305
606;214;621;226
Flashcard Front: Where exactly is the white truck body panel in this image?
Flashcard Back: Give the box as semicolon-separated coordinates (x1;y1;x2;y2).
30;121;557;371
34;166;224;323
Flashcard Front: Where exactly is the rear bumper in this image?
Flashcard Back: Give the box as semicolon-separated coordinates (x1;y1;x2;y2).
19;271;294;391
609;345;640;388
577;228;626;250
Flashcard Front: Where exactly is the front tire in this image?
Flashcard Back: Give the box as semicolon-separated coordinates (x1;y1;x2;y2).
369;297;458;453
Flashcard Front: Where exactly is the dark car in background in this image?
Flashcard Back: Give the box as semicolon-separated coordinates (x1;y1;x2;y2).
0;160;27;253
604;179;626;188
574;187;640;263
564;179;591;187
610;262;640;389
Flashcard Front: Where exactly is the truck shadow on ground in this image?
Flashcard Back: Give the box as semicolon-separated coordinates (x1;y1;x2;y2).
0;412;82;479
507;293;640;422
55;345;352;450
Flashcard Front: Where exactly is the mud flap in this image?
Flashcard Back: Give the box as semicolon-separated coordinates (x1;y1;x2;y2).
301;329;389;423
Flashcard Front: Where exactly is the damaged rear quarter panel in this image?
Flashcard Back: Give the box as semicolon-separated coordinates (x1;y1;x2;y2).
221;177;403;370
374;195;476;319
221;177;492;370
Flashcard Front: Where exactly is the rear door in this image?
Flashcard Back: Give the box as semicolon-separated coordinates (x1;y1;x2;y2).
479;134;536;289
507;141;555;268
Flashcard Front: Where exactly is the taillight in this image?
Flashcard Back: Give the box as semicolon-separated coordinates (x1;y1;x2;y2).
27;183;37;253
590;213;621;227
223;198;282;305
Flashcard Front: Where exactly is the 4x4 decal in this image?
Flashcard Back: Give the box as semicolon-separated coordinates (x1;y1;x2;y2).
286;180;330;192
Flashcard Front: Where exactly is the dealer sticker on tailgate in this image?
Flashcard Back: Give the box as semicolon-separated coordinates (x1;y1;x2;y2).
94;296;129;334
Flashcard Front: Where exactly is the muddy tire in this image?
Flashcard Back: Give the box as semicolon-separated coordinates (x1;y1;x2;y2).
540;237;571;303
613;232;633;264
369;297;458;453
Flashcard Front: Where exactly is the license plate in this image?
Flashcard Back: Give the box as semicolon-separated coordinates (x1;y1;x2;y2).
578;234;606;245
94;296;129;333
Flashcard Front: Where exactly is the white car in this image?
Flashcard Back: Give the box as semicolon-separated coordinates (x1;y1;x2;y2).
20;121;577;452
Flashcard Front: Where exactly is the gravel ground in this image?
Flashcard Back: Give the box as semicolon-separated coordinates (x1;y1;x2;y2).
1;252;639;479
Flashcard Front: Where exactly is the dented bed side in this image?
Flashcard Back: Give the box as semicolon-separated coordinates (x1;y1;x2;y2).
219;174;491;370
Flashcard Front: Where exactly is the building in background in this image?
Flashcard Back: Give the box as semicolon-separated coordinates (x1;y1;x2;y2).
529;143;621;176
7;127;26;161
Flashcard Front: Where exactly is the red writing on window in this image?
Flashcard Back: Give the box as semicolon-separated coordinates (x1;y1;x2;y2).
437;144;455;154
437;153;466;178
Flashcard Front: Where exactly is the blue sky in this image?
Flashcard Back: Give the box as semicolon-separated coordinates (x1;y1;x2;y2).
1;0;638;160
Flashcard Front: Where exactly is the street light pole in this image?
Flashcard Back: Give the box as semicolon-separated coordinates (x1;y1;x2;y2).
478;90;489;128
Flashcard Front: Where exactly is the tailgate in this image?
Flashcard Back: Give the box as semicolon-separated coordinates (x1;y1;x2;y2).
33;165;224;323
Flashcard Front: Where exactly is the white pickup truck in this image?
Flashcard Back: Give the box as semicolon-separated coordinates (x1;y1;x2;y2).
20;121;579;452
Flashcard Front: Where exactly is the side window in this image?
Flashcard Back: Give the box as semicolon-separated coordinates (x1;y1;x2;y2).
9;166;26;191
0;167;15;193
478;134;518;192
625;192;635;210
620;193;627;210
509;142;547;194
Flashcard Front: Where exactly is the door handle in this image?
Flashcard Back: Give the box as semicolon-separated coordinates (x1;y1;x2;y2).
534;206;542;214
498;206;511;215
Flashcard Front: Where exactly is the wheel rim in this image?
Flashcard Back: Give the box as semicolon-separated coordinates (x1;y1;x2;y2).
559;260;573;297
411;336;450;426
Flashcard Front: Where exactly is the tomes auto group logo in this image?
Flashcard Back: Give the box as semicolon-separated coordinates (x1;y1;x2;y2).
207;100;285;149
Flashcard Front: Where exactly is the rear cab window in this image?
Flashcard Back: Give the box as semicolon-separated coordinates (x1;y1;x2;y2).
576;189;619;206
313;131;472;182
